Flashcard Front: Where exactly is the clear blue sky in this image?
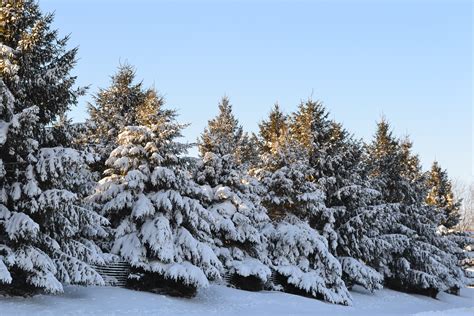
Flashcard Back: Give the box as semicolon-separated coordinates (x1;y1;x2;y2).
42;0;472;182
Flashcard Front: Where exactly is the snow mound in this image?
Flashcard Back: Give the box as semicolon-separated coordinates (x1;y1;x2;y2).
231;258;272;282
0;285;472;316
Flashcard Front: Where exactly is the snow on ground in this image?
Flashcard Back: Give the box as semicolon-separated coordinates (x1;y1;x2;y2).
0;285;473;316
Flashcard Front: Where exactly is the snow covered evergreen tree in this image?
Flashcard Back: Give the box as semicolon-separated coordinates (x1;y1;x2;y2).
257;103;288;156
89;93;221;297
366;118;409;203
321;126;386;292
255;104;325;221
425;161;473;290
195;99;271;291
365;119;465;297
399;137;422;182
199;97;255;168
288;100;345;252
426;161;461;228
0;2;19;78
84;64;164;169
0;0;108;295
284;100;384;292
252;105;352;305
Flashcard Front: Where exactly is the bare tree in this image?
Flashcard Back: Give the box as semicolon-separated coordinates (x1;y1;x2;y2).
453;179;474;231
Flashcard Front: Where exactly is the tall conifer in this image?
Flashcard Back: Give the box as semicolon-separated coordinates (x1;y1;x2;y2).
0;0;107;295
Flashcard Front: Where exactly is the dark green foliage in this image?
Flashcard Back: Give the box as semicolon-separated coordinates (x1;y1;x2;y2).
426;161;461;228
0;0;107;296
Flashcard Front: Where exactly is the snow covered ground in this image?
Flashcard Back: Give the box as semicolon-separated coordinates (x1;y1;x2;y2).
1;285;473;316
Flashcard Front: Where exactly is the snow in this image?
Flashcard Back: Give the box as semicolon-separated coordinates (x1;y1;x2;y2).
137;260;210;288
0;260;12;284
4;212;39;240
231;258;272;281
0;285;472;316
132;194;155;218
339;256;383;291
0;120;10;145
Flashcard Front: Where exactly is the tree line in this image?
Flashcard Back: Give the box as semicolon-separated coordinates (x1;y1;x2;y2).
0;0;472;304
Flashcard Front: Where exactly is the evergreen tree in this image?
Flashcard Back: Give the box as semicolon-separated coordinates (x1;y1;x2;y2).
365;118;409;203
426;161;461;228
199;97;253;167
0;0;108;295
365;119;465;297
400;137;422;182
0;1;19;78
253;106;352;305
257;103;288;155
256;105;323;221
1;0;84;125
325;129;387;292
90;95;221;297
195;101;271;291
290;100;332;156
289;101;369;263
289;100;359;196
425;161;472;290
84;64;163;167
287;101;385;292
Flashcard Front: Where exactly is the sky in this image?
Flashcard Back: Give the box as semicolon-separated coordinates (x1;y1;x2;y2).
41;0;472;182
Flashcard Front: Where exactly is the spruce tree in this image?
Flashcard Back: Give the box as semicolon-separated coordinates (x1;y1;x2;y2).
365;118;409;203
0;0;107;295
366;119;465;297
84;64;163;167
289;101;377;280
324;128;387;292
256;105;324;221
253;105;352;305
257;103;288;155
330;124;404;292
195;99;271;291
287;101;386;292
425;161;473;291
199;97;254;168
290;100;332;155
287;100;342;251
400;137;422;182
0;1;18;78
90;93;221;297
426;161;461;228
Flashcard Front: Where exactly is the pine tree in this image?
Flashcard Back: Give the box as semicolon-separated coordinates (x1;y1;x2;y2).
1;1;84;125
324;127;387;292
0;1;19;78
290;100;332;155
365;119;465;297
400;137;422;182
0;0;108;295
199;97;253;167
290;100;373;264
426;161;461;228
90;94;221;297
287;100;343;251
195;101;271;291
258;103;288;155
425;161;472;292
329;123;406;291
289;100;357;194
84;64;163;167
253;105;352;305
365;118;408;203
288;101;386;292
256;105;323;221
